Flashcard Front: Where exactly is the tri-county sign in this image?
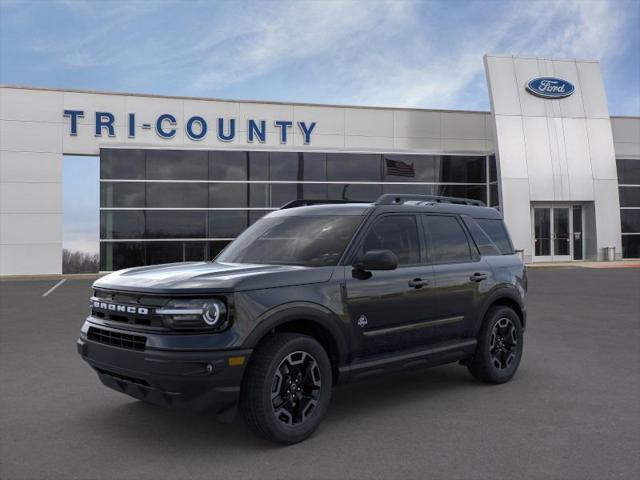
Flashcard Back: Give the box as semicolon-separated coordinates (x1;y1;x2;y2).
63;110;317;144
525;77;575;99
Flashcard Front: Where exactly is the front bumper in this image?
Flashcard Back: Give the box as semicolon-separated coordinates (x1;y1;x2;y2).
77;323;251;415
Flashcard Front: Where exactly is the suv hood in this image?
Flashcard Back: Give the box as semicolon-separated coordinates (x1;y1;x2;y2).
93;262;335;294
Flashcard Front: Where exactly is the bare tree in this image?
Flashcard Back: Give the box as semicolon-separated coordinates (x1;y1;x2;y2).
62;249;99;273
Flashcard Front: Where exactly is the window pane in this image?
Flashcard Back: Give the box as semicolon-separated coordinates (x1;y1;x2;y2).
100;149;145;179
327;153;381;182
476;218;514;254
619;187;640;207
436;156;485;183
382;184;433;196
209;210;248;238
146;150;208;180
146;242;184;265
622;235;640;258
302;153;327;181
383;155;438;182
361;216;420;265
184;242;207;262
269;183;299;207
327;183;382;202
621;210;640;233
270;152;300;181
249;152;269;180
249;183;269;208
617;159;640;185
218;215;362;266
100;242;144;271
145;211;206;238
435;184;487;203
489;155;497;182
209;240;231;260
100;182;145;208
210;183;248;207
462;217;501;256
489;184;499;207
100;211;144;239
146;183;208;208
210;150;247;181
424;215;472;262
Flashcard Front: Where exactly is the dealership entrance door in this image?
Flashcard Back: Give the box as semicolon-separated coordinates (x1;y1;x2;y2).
532;205;584;262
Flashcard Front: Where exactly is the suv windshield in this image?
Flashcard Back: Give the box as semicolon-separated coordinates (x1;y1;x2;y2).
216;215;362;266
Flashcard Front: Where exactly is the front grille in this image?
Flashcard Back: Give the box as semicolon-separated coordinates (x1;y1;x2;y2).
87;326;146;351
91;290;167;329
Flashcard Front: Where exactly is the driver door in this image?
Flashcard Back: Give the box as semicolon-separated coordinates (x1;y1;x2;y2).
343;214;437;357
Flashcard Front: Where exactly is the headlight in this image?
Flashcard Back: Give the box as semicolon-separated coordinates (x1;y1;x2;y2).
156;298;228;331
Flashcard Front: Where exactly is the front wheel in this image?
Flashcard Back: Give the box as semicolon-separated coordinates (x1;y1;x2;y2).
468;306;523;384
240;333;332;444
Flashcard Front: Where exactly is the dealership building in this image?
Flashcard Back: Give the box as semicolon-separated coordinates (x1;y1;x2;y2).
1;54;639;275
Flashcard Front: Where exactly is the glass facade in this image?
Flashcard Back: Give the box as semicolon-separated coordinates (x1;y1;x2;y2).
100;149;499;270
617;158;640;258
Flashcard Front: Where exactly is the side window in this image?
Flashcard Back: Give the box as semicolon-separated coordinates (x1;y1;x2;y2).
424;215;472;263
476;218;514;254
360;215;420;265
462;217;501;256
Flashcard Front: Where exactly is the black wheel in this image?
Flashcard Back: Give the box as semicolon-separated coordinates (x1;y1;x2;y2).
240;333;332;444
468;306;523;384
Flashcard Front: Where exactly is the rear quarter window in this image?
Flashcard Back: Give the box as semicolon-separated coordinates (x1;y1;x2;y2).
475;218;514;255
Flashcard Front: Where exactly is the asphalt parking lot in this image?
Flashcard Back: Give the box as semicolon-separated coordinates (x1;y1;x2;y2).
1;267;639;480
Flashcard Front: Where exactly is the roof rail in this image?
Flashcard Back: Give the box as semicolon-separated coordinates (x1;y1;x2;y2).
375;194;485;207
279;199;369;210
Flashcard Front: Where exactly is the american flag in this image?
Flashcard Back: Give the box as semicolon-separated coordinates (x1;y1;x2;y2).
385;158;415;177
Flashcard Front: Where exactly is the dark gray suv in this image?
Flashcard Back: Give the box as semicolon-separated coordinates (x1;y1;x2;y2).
78;194;527;444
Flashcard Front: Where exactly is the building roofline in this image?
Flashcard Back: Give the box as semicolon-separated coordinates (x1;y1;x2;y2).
0;83;491;114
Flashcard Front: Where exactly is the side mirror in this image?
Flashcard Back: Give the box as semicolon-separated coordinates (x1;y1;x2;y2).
354;249;398;271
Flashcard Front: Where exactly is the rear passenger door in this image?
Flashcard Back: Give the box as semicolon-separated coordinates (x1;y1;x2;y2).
421;214;491;340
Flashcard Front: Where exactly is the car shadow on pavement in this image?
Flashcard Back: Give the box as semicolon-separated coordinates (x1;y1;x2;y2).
76;363;480;451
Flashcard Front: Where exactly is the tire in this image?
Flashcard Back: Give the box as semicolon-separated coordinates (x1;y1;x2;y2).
468;306;523;384
240;333;332;444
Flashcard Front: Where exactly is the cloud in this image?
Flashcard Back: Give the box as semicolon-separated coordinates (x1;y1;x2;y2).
1;0;637;113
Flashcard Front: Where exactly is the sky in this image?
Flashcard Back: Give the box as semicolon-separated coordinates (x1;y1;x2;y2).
1;0;639;254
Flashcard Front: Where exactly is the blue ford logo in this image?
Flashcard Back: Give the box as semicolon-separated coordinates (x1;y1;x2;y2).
526;77;575;99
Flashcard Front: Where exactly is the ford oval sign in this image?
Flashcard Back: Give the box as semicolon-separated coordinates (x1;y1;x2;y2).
526;77;575;99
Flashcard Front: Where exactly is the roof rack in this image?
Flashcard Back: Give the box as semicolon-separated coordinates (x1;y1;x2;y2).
374;194;486;207
279;199;369;210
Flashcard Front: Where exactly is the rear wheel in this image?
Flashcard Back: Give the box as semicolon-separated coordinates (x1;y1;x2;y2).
468;306;523;384
240;333;332;444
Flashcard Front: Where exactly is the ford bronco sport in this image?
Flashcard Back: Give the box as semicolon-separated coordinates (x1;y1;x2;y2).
78;194;527;444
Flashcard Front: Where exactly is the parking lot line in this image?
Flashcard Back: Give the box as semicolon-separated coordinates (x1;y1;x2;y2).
42;279;66;297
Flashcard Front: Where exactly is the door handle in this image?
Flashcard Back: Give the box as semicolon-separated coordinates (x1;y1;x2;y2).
470;272;488;282
408;278;430;289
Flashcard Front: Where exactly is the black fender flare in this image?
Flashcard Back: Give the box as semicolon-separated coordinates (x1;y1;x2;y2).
242;302;350;366
474;286;526;336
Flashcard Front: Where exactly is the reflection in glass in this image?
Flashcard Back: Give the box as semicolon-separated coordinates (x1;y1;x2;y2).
617;159;640;185
534;208;551;256
100;242;144;271
210;150;247;181
100;183;145;208
621;210;640;233
424;215;472;262
209;210;248;238
553;208;570;256
146;211;206;238
146;150;208;180
327;154;381;182
209;183;248;207
146;183;208;208
572;206;583;260
327;183;382;202
100;149;145;180
100;211;145;239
